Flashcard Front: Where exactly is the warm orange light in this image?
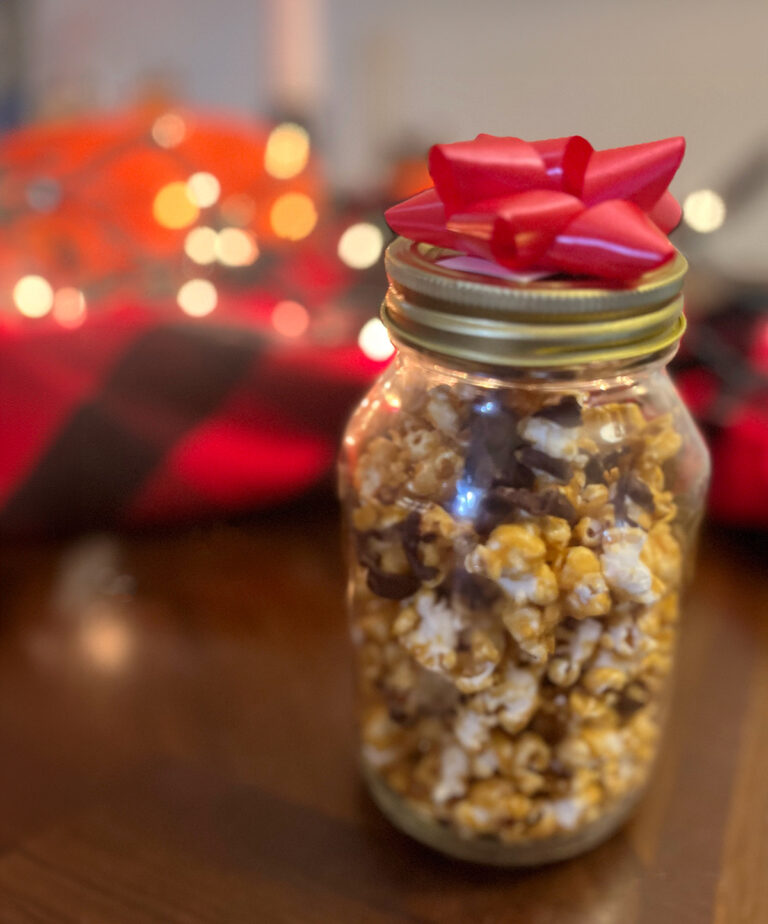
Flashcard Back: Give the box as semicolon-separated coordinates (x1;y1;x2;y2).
186;172;220;208
264;123;311;179
13;275;54;318
153;181;199;230
358;318;394;361
216;227;258;266
53;287;86;328
177;278;217;317
152;112;187;149
271;300;309;337
269;192;317;241
184;226;218;264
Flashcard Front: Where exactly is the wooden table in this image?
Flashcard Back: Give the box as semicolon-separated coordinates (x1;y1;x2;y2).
0;493;765;923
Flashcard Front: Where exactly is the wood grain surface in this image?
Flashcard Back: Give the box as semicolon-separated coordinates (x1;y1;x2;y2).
0;493;765;923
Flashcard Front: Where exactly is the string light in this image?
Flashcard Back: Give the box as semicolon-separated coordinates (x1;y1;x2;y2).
153;181;199;229
264;123;310;179
269;192;317;240
53;287;86;328
184;226;218;264
271;300;309;337
186;172;220;208
177;278;217;317
683;189;726;233
13;275;54;318
216;227;259;266
338;222;385;269
151;112;187;149
358;318;394;361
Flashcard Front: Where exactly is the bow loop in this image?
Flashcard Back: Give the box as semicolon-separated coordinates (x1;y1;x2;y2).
386;133;685;282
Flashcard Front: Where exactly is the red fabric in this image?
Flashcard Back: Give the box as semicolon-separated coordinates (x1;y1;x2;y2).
386;134;685;281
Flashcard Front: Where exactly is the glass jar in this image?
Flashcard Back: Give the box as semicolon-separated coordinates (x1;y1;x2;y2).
339;238;710;865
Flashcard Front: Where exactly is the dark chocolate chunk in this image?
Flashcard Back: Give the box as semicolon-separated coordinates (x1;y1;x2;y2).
518;447;573;482
451;568;500;609
366;567;421;600
495;457;536;490
533;395;582;428
603;446;632;471
531;488;579;524
529;709;568;746
355;519;427;600
463;402;528;491
475;486;578;533
624;473;654;510
613;472;655;525
616;680;650;718
548;758;574;779
401;511;439;581
584;455;606;485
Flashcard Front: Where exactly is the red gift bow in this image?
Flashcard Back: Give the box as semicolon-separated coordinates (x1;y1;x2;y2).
385;134;685;281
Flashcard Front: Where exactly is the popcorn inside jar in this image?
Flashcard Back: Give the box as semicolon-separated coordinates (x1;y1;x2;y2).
339;139;710;865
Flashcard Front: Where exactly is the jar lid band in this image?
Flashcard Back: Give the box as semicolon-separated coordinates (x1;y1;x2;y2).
382;237;688;368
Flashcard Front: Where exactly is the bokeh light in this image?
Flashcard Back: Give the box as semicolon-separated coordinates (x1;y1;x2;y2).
13;275;54;318
683;189;726;233
177;278;217;317
272;300;310;337
186;172;221;208
264;123;311;179
338;222;385;269
269;192;317;240
153;181;200;230
184;226;218;265
151;112;187;149
358;318;394;361
216;227;259;266
53;287;87;328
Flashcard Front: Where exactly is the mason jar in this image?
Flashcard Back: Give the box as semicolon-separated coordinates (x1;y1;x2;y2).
338;237;710;865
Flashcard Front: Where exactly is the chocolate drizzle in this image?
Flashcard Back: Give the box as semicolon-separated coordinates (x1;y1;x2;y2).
613;472;655;525
518;447;573;483
533;396;583;428
475;486;578;535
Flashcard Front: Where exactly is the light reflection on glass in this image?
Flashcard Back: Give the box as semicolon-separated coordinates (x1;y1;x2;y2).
452;476;481;518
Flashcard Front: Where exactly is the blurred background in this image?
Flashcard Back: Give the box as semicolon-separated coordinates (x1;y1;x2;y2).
1;0;767;534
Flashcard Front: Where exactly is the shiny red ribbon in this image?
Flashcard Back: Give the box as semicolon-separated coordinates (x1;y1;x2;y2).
385;134;685;281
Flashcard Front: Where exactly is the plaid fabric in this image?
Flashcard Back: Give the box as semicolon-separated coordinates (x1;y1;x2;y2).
0;308;377;537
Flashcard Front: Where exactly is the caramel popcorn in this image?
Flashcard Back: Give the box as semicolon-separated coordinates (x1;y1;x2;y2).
343;380;691;856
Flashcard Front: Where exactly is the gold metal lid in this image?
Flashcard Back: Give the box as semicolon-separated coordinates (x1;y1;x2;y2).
382;237;688;367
